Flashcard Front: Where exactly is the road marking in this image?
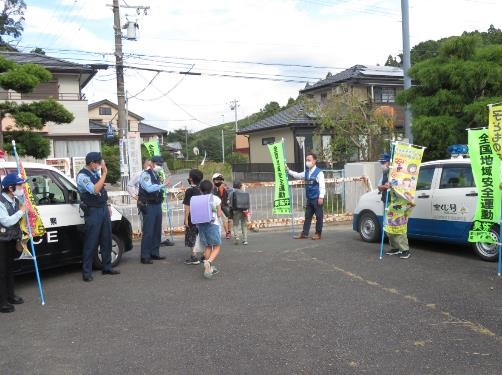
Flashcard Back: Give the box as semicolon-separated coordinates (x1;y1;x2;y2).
291;245;502;343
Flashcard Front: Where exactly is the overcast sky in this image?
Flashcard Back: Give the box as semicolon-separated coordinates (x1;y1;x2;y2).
12;0;502;132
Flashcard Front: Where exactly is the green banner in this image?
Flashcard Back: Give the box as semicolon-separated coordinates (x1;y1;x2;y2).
143;141;160;157
468;128;501;243
267;142;291;214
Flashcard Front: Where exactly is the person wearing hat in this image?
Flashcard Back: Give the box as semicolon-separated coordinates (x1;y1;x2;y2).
377;153;391;206
212;173;232;240
0;173;27;313
138;155;170;264
76;152;120;282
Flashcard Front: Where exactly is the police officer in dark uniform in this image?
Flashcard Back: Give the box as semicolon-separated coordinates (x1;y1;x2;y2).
76;152;120;282
0;173;27;313
138;155;169;264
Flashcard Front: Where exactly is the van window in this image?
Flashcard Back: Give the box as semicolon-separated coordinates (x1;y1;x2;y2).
416;167;435;190
26;172;66;205
439;165;475;189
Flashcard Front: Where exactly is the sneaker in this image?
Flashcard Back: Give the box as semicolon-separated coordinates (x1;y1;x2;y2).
386;249;401;256
203;260;213;278
399;250;411;259
211;266;219;275
184;255;200;265
234;238;240;245
242;241;248;245
225;231;231;240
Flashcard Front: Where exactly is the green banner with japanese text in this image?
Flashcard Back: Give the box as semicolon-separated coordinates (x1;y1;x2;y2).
143;141;160;157
488;103;502;160
468;128;501;243
267;142;291;214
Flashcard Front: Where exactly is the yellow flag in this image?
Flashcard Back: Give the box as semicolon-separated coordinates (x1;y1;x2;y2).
488;103;502;160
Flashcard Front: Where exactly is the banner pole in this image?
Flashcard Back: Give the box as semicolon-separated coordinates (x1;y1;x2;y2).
11;141;45;305
281;138;295;238
379;142;395;260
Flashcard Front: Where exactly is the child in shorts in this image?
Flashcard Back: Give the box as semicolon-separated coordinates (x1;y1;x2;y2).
196;180;222;278
183;169;204;264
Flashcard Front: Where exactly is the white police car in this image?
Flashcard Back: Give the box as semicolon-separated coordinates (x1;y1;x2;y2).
0;162;133;274
353;157;500;261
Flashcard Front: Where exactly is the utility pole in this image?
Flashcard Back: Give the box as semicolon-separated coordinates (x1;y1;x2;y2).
401;0;412;143
112;0;127;139
229;99;239;132
221;128;225;163
185;125;188;161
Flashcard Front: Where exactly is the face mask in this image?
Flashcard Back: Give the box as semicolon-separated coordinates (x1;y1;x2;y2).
305;161;313;169
187;179;192;185
214;181;222;187
13;188;24;197
154;165;162;172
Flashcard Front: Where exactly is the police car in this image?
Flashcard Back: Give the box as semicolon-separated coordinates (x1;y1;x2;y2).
0;162;133;274
353;157;500;261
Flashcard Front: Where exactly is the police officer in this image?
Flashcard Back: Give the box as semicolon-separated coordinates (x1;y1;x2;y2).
138;155;169;264
76;152;120;282
0;173;26;313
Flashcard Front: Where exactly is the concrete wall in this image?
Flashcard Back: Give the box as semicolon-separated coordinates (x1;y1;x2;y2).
248;128;294;163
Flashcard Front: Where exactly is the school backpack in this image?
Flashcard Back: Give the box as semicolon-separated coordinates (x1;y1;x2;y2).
232;191;250;211
190;194;214;224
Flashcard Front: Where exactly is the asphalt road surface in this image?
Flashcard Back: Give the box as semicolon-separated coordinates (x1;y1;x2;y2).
2;224;502;374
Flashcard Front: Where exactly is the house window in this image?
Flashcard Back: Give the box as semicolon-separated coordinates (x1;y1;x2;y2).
320;92;327;104
373;87;396;103
99;107;112;116
262;137;275;145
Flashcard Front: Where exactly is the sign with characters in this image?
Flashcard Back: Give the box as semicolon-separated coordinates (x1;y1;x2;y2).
267;142;291;215
488;103;502;160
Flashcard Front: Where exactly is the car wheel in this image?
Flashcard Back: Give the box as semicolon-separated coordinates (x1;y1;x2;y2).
359;212;381;243
93;234;124;269
472;226;499;262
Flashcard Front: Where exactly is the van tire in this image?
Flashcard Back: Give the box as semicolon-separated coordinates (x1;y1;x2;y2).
358;211;381;243
472;226;499;262
93;233;125;269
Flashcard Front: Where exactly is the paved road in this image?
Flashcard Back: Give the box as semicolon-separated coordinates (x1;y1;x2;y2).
2;225;502;374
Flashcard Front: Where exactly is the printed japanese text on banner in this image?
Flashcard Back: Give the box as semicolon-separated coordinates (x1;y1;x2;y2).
488;103;502;160
267;142;291;214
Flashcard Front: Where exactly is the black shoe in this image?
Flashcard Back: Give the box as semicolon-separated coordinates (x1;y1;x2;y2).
160;240;175;247
184;255;200;265
0;303;14;313
82;275;93;282
141;258;153;264
386;248;401;256
400;250;411;259
102;269;120;275
151;255;166;260
8;296;24;305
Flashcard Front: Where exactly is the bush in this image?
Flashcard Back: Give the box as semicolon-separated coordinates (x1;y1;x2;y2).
101;143;121;184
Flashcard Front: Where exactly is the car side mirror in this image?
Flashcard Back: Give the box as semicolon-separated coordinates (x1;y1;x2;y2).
68;190;79;204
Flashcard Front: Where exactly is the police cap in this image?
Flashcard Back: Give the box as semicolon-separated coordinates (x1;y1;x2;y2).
86;152;102;165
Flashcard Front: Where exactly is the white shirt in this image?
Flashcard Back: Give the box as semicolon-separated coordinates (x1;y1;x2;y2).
288;165;326;199
127;171;142;198
211;195;222;226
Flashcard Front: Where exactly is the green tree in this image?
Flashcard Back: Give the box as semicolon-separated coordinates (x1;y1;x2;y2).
385;54;401;67
30;47;45;55
397;34;502;160
0;0;25;45
101;143;120;184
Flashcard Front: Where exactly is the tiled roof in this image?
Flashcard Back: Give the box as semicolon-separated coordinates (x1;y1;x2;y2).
89;120;108;133
238;104;314;134
166;142;183;150
302;65;403;92
139;122;167;135
0;51;95;73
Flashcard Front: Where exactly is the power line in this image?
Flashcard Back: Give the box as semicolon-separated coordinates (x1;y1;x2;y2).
128;71;161;99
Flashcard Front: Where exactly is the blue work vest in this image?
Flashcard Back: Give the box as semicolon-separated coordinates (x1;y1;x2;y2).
138;169;163;204
305;167;321;200
78;168;108;208
0;194;21;241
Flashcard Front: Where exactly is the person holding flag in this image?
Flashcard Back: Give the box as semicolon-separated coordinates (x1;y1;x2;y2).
0;173;27;313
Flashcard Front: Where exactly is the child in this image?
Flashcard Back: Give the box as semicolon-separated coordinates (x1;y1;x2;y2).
183;169;204;265
229;181;249;245
197;180;222;278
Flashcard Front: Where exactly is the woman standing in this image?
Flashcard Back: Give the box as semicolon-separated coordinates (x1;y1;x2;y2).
0;173;27;313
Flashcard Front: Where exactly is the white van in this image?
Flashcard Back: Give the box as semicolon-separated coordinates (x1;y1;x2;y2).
0;162;133;274
353;158;499;261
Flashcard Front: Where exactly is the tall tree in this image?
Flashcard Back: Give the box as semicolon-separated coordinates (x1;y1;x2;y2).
0;56;75;157
0;0;26;45
397;34;502;160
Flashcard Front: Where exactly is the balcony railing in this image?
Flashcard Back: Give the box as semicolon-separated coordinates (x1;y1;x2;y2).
0;92;86;101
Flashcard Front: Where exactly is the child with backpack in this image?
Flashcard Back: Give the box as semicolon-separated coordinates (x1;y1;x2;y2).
189;180;222;278
229;181;250;245
183;169;204;265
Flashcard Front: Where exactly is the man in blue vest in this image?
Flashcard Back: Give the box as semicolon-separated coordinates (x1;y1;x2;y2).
76;152;120;282
286;152;325;240
138;155;170;264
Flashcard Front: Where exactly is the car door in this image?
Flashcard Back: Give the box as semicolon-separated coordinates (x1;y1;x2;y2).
407;165;437;238
429;164;476;240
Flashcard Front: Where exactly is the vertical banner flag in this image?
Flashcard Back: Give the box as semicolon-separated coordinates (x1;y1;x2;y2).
267;142;291;214
384;143;424;235
143;141;160;157
488;103;502;160
468;128;501;243
19;159;46;256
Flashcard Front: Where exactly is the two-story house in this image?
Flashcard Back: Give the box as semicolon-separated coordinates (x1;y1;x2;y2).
88;99;167;144
238;65;404;167
0;51;101;158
